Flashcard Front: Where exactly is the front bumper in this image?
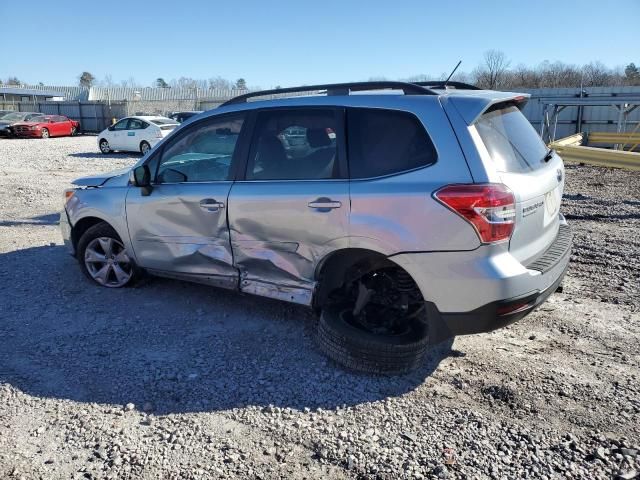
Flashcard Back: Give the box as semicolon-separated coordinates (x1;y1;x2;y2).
14;131;41;138
0;127;13;137
59;208;74;255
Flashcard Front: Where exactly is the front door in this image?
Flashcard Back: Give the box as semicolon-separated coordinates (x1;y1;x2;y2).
228;107;349;305
125;112;248;289
109;118;130;149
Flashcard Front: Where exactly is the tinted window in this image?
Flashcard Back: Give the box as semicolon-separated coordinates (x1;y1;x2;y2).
475;105;548;173
347;108;437;179
156;114;244;183
112;119;129;130
247;109;338;180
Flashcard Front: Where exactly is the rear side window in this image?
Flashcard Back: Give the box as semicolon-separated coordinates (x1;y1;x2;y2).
347;108;437;179
475;105;548;173
246;108;339;181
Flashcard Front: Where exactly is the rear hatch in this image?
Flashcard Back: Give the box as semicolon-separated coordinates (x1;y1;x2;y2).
149;118;179;137
474;103;565;266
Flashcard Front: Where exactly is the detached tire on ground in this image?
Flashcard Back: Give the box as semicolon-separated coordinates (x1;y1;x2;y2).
317;305;430;375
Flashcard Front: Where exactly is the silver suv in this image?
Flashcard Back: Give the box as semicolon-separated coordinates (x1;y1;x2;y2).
60;81;572;374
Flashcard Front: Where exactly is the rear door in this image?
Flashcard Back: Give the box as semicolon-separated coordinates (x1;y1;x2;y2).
473;104;565;265
227;107;349;305
125;112;247;288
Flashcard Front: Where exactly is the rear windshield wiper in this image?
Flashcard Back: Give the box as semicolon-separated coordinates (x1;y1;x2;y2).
542;148;554;163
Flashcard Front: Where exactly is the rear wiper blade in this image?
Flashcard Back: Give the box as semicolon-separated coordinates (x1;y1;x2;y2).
542;148;554;163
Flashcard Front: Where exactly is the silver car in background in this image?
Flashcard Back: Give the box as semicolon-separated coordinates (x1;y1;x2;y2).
60;81;571;374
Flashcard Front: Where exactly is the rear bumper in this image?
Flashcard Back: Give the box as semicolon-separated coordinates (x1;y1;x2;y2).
391;215;572;342
428;253;569;341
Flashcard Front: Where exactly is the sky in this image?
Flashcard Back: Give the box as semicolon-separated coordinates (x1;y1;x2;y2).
1;0;638;88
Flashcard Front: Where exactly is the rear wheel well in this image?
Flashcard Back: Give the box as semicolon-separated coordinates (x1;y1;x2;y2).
71;217;110;254
314;248;421;309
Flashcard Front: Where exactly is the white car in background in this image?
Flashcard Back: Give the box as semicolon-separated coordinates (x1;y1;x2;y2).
98;116;178;155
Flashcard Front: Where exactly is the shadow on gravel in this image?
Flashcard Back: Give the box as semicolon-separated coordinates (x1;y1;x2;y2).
0;213;59;227
69;152;141;159
0;245;453;415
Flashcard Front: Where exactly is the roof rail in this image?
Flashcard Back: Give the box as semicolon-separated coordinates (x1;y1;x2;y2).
412;81;481;90
220;81;437;107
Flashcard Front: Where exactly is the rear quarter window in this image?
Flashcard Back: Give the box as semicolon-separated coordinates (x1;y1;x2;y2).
347;108;437;179
475;105;548;173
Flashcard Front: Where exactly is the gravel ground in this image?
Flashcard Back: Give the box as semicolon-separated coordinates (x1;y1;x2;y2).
0;136;638;480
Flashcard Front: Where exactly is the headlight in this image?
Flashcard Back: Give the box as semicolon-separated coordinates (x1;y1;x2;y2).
31;126;39;130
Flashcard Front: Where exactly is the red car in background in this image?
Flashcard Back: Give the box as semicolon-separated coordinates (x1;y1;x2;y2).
11;115;80;138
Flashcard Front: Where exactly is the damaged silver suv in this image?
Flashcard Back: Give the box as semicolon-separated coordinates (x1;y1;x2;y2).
61;81;572;374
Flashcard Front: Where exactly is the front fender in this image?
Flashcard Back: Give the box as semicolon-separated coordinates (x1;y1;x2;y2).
66;186;134;260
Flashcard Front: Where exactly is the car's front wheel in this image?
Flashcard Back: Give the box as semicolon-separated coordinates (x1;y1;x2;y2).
99;139;110;154
71;126;77;136
41;128;49;139
77;222;138;288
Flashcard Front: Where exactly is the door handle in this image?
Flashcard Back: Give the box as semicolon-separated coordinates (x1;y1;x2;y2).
308;198;342;210
199;198;225;212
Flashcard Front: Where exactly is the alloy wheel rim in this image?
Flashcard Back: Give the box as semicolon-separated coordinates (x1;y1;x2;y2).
141;143;149;154
42;129;49;138
100;141;109;152
84;237;133;287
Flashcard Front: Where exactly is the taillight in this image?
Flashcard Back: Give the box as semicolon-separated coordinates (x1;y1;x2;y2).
434;184;516;244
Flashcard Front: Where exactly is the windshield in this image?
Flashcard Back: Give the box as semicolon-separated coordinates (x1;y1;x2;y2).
475;105;548;173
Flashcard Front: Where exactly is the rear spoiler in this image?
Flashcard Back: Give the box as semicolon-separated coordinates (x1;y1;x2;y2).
447;92;530;125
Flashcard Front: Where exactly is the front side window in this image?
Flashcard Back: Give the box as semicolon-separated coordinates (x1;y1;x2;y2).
347;108;437;179
112;119;129;130
156;114;245;183
475;105;548;173
246;109;339;180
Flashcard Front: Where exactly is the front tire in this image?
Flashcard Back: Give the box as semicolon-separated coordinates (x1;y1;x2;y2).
140;141;151;155
41;128;49;139
77;222;137;288
71;126;77;136
99;139;110;154
317;305;429;375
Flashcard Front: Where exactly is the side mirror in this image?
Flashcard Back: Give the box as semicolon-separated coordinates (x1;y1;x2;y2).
132;165;153;196
49;119;55;123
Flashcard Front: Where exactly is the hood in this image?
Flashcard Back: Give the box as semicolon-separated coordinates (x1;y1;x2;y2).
12;122;40;127
72;167;131;187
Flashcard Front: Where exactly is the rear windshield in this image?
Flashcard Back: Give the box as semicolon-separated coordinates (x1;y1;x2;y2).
475;105;548;173
150;118;178;126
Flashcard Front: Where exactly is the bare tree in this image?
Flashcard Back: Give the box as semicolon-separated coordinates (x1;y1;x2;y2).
208;76;233;90
582;62;611;87
101;74;115;87
478;50;511;89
